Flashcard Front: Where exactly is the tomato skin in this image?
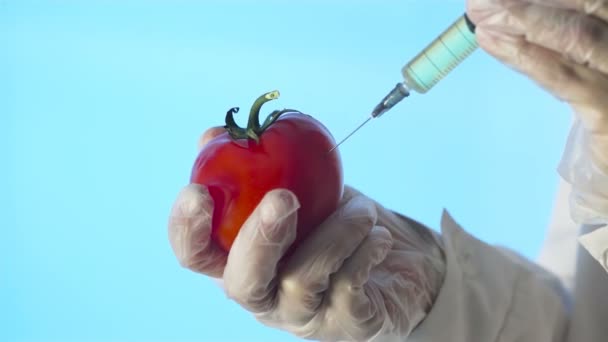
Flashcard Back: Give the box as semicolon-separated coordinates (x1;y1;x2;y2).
190;112;344;252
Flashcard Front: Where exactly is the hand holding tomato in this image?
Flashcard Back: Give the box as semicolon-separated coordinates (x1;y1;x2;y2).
168;92;447;340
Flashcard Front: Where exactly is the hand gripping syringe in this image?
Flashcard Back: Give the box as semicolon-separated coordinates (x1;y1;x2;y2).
330;14;478;152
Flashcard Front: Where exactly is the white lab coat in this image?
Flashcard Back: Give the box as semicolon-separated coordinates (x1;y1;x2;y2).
407;177;608;342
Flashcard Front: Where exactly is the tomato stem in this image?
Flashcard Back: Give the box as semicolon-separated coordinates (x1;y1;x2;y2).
224;90;299;143
248;91;279;132
224;107;249;140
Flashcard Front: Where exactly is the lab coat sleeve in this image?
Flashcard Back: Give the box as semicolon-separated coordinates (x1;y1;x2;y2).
407;210;571;342
578;226;608;273
564;223;608;342
537;177;608;342
536;179;579;291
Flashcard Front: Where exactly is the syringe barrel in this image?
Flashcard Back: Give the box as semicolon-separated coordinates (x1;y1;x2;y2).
401;14;478;94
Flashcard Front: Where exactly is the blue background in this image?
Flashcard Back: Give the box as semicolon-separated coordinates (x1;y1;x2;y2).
2;1;572;341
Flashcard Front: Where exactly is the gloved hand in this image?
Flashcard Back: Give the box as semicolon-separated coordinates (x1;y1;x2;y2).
466;0;608;224
168;129;446;341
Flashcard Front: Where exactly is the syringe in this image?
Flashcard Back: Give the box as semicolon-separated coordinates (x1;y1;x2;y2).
329;13;478;152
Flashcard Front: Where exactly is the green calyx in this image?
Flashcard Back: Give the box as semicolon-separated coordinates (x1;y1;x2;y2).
224;90;297;143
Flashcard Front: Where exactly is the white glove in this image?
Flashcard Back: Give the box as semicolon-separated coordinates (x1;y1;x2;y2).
466;0;608;225
168;129;446;341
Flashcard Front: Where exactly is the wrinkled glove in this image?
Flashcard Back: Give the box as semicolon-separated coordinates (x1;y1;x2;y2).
168;129;446;342
466;0;608;225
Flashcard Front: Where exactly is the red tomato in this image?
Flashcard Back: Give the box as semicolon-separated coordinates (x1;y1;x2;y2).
190;91;344;252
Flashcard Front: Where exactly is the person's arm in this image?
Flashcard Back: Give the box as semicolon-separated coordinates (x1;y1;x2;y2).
541;169;608;342
460;1;608;339
466;0;608;276
169;172;572;342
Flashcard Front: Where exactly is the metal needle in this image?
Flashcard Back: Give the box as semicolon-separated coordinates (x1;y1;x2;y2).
328;116;372;153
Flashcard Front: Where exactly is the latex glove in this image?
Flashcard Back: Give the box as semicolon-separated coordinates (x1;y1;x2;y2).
168;129;446;341
466;0;608;225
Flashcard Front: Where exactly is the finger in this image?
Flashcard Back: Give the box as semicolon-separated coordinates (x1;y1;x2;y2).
223;189;300;313
467;0;608;25
340;185;363;204
526;0;608;22
275;195;377;324
324;226;393;341
476;28;608;109
168;184;228;278
504;4;608;74
197;127;226;150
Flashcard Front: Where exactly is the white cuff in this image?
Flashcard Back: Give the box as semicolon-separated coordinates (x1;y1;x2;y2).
558;118;608;226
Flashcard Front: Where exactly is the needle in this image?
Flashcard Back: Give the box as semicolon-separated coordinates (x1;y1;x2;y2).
327;83;409;154
327;116;372;153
